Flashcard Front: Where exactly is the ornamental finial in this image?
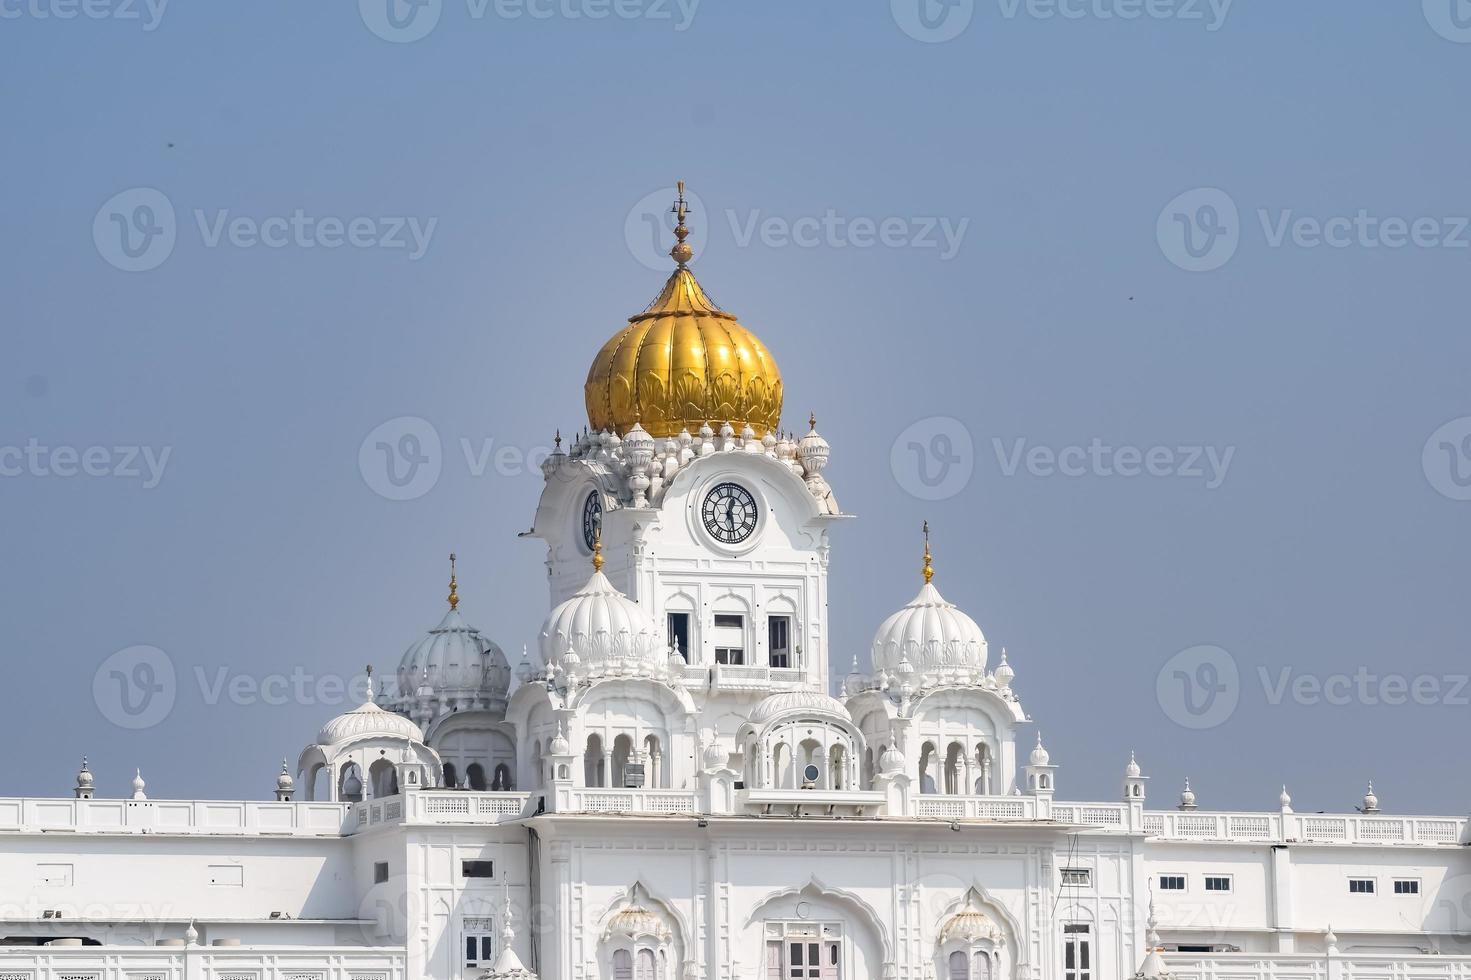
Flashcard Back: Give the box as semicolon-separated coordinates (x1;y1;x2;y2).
670;181;694;266
447;552;459;610
592;525;605;573
922;520;934;584
808;412;818;432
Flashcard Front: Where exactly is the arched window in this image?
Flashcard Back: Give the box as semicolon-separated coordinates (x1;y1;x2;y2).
944;742;965;795
493;763;512;791
635;948;657;980
369;758;398;798
918;742;939;795
339;762;364;802
973;952;992;980
585;734;605;787
442;762;458;789
467;763;487;791
613;948;633;980
949;950;969;980
612;734;634;787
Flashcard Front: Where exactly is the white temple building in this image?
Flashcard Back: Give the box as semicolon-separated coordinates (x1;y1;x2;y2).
6;188;1470;980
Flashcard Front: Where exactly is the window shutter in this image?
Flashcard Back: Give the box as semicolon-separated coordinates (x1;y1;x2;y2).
613;948;633;980
766;941;783;980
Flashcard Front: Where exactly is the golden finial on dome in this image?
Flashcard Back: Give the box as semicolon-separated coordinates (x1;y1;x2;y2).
591;526;605;573
809;412;817;432
447;552;459;610
670;180;693;266
922;521;934;584
554;429;562;450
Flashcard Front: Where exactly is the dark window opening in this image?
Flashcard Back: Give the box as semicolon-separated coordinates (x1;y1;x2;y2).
667;612;691;660
373;862;389;884
768;615;792;668
462;861;495;879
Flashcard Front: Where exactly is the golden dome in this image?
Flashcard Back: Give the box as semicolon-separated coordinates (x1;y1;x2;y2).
585;269;782;438
584;184;782;438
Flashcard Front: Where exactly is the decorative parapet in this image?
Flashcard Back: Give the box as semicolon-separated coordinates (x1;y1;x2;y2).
0;945;406;980
0;798;352;837
1140;809;1467;846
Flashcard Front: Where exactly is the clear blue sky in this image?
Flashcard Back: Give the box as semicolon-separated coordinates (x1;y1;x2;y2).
3;1;1470;811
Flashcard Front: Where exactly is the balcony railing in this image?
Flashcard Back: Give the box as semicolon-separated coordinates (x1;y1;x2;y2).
0;798;352;836
1165;951;1471;979
0;945;405;980
351;792;530;829
1141;810;1467;846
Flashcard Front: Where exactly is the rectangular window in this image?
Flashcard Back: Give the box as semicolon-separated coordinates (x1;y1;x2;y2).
715;647;745;665
1063;924;1091;980
667;612;691;660
714;613;744;629
1394;878;1420;895
1349;877;1376;894
373;862;389;884
1060;868;1092;887
463;917;495;975
1157;875;1186;891
1204;876;1232;892
768;615;792;668
462;860;495;879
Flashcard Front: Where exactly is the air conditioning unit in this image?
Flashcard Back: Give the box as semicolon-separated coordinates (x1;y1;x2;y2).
622;764;646;789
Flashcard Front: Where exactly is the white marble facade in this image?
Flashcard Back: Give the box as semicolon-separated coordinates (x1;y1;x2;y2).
8;256;1469;980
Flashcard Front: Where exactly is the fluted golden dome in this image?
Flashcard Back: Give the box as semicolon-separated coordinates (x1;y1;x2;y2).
585;268;782;438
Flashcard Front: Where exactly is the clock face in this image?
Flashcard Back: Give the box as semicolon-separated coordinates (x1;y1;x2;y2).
581;490;602;551
702;482;759;544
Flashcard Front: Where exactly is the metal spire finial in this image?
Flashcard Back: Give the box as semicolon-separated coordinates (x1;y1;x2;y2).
447;552;459;611
592;525;605;573
670;181;694;266
922;520;934;584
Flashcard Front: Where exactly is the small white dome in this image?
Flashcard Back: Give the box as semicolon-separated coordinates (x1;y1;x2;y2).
871;582;987;676
397;607;510;702
1126;752;1141;779
1029;734;1050;767
317;699;424;746
749;689;853;727
702;740;728;770
276;760;295;791
538;570;664;674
